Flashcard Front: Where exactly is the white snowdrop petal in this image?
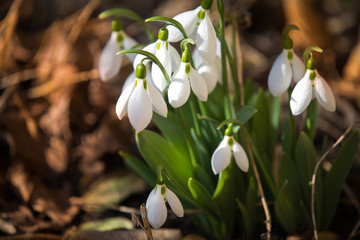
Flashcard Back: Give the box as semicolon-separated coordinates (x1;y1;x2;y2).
268;50;292;96
122;71;135;93
165;187;184;217
290;70;313;116
147;187;167;229
192;48;203;69
133;42;157;70
211;140;232;175
147;82;168;117
98;32;122;81
232;141;249;172
128;80;153;132
197;64;217;93
167;6;201;42
314;72;336;112
152;41;171;92
196;13;217;64
189;68;208;101
168;75;190;108
122;32;138;63
146;187;156;209
169;45;181;72
115;82;134;119
291;52;305;83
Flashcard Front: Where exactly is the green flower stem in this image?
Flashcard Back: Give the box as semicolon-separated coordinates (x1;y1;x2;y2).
99;8;155;42
176;107;199;167
146;16;188;39
217;0;234;119
118;49;170;85
305;99;318;141
240;126;277;198
225;42;241;110
189;94;203;139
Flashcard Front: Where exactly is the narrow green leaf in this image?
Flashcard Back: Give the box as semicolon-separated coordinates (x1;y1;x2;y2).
212;166;236;234
188;178;220;220
136;130;193;189
237;176;257;238
98;8;155;42
295;132;317;210
281;116;296;158
275;181;303;233
120;151;156;186
248;89;272;167
236;105;258;124
152;112;190;161
320;131;359;230
275;152;304;233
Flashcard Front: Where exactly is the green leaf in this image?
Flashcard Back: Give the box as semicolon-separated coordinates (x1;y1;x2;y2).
152;112;190;161
281;116;296;158
295;132;318;210
136;130;194;189
78;217;133;232
275;181;303;233
236;105;258;124
188;178;220;220
248;89;272;167
275;152;304;233
82;173;146;212
212;165;236;235
120;151;156;186
237;177;257;238
98;8;154;42
320;131;359;230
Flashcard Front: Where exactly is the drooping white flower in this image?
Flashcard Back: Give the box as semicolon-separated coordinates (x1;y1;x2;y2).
268;25;305;96
166;0;216;64
115;63;167;132
268;49;305;96
98;19;137;81
192;39;222;93
290;54;336;116
168;48;208;108
146;184;184;229
211;128;249;174
133;28;180;92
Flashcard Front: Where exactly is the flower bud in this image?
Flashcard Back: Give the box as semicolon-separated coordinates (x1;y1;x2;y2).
201;0;213;10
111;19;122;32
158;27;169;41
135;63;147;79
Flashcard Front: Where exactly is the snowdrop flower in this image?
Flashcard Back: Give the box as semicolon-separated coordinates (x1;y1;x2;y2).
268;25;305;96
133;27;180;92
290;52;336;116
168;48;208;108
98;19;137;81
115;62;167;132
146;183;184;229
211;126;249;174
192;39;222;93
166;0;217;63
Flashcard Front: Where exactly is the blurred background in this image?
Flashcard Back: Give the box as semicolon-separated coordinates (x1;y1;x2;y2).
0;0;359;239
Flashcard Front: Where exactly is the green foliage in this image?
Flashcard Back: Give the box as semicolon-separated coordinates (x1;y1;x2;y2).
101;3;359;239
320;131;360;229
